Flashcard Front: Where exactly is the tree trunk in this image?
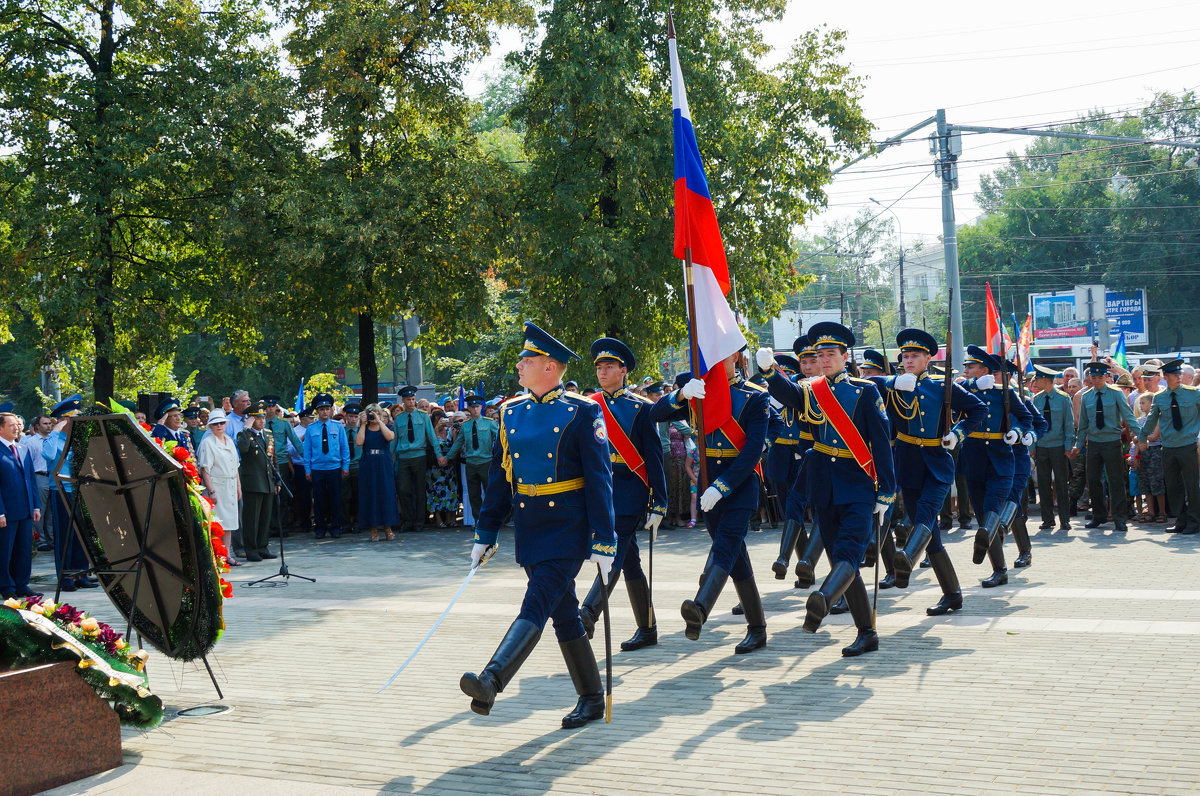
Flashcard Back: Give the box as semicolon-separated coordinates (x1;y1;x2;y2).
92;1;117;405
359;311;378;403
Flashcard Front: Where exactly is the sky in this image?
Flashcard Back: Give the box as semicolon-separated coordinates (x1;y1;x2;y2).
467;0;1199;264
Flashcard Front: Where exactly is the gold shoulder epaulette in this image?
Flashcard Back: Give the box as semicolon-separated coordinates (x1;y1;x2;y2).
743;380;767;393
565;390;590;402
501;394;531;408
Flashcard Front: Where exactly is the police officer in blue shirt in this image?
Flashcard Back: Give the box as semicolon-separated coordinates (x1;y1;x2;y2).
1137;358;1200;533
870;328;986;614
651;346;771;654
461;322;616;729
960;346;1034;587
576;337;668;652
43;395;96;593
757;322;896;656
303;392;350;538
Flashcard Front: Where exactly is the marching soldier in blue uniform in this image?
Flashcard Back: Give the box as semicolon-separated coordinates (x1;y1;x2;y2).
149;397;193;454
1031;365;1076;532
869;329;986;614
461;322;617;729
577;337;668;652
787;335;826;590
959;346;1033;587
756;321;896;656
651;347;771;654
858;349;887;379
765;352;809;580
1072;361;1140;532
1001;360;1048;569
1136;359;1200;533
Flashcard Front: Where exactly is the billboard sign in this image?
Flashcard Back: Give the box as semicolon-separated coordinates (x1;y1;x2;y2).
1029;288;1148;346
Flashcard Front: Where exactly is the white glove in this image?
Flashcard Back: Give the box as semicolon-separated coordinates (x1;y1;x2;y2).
769;396;783;411
589;552;615;585
470;542;496;569
874;501;889;524
941;432;958;451
699;485;722;512
644;512;663;543
894;372;917;392
680;378;707;401
976;374;996;390
1022;431;1035;447
1004;429;1020;445
755;347;775;372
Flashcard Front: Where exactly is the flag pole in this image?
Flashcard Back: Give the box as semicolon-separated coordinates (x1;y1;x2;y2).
683;247;709;492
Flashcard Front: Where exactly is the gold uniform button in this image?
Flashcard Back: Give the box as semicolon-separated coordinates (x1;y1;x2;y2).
519;502;526;508
547;452;553;458
514;452;520;458
546;477;552;482
568;407;575;412
548;501;555;507
554;427;560;432
518;478;523;483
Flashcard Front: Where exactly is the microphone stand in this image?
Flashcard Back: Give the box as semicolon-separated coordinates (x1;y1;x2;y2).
247;448;316;587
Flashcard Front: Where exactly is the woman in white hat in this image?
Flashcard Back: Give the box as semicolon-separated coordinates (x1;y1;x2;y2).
196;409;242;565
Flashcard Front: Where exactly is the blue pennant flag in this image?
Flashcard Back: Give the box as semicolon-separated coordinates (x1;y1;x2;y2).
457;385;466;411
296;378;305;412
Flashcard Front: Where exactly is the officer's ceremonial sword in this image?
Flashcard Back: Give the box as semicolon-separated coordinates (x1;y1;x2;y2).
378;547;495;693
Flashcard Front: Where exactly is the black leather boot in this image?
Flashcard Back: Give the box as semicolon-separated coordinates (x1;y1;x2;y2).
925;548;962;615
841;575;879;657
460;618;542;715
879;529;897;589
794;523;824;589
620;576;657;651
862;537;878;568
973;511;1002;565
578;573;620;639
893;523;932;589
681;565;728;640
981;532;1008;587
804;561;856;633
1012;514;1032;568
732;578;767;653
772;519;803;579
559;634;604;729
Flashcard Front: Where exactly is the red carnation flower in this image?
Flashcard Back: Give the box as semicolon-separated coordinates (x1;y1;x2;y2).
172;447;192;462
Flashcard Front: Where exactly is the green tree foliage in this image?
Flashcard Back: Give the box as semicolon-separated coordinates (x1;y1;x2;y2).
0;0;297;404
958;92;1200;350
508;1;871;369
281;0;534;403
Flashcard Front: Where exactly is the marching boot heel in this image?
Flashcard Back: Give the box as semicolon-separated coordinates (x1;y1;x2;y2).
620;577;657;651
1012;514;1033;568
973;511;1002;565
804;561;855;633
793;527;824;589
559;635;605;729
841;576;879;657
879;527;897;589
893;523;932;589
925;548;963;615
772;520;803;579
460;619;542;715
578;577;603;639
981;532;1008;588
732;578;767;654
682;566;728;640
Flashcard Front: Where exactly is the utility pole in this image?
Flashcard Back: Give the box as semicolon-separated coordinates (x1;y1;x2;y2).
933;109;964;372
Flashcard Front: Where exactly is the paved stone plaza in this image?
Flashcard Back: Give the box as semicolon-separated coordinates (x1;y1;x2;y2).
34;518;1200;795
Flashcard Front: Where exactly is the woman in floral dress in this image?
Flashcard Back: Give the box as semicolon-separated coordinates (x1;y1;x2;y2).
425;415;461;527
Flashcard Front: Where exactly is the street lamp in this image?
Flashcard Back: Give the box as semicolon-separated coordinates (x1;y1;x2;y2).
870;197;906;327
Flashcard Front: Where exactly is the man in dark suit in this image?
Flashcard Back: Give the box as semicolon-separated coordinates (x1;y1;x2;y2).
237;402;278;561
0;411;42;598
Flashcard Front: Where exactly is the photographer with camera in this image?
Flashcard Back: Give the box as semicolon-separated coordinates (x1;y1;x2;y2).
356;403;399;542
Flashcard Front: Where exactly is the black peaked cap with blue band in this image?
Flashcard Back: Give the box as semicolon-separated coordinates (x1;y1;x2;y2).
793;335;816;358
860;349;887;371
773;353;800;375
896;328;938;355
807;321;855;350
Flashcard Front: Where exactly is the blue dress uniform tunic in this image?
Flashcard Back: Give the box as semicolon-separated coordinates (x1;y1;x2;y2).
594;386;668;581
872;372;986;552
765;370;897;567
651;375;769;581
765;385;809;519
1007;396;1048;507
474;385;616;641
959;379;1034;518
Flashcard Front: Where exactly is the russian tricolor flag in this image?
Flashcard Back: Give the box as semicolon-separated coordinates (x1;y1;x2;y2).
670;17;745;433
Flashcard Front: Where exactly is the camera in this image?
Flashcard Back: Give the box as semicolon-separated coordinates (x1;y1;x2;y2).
367;412;377;421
